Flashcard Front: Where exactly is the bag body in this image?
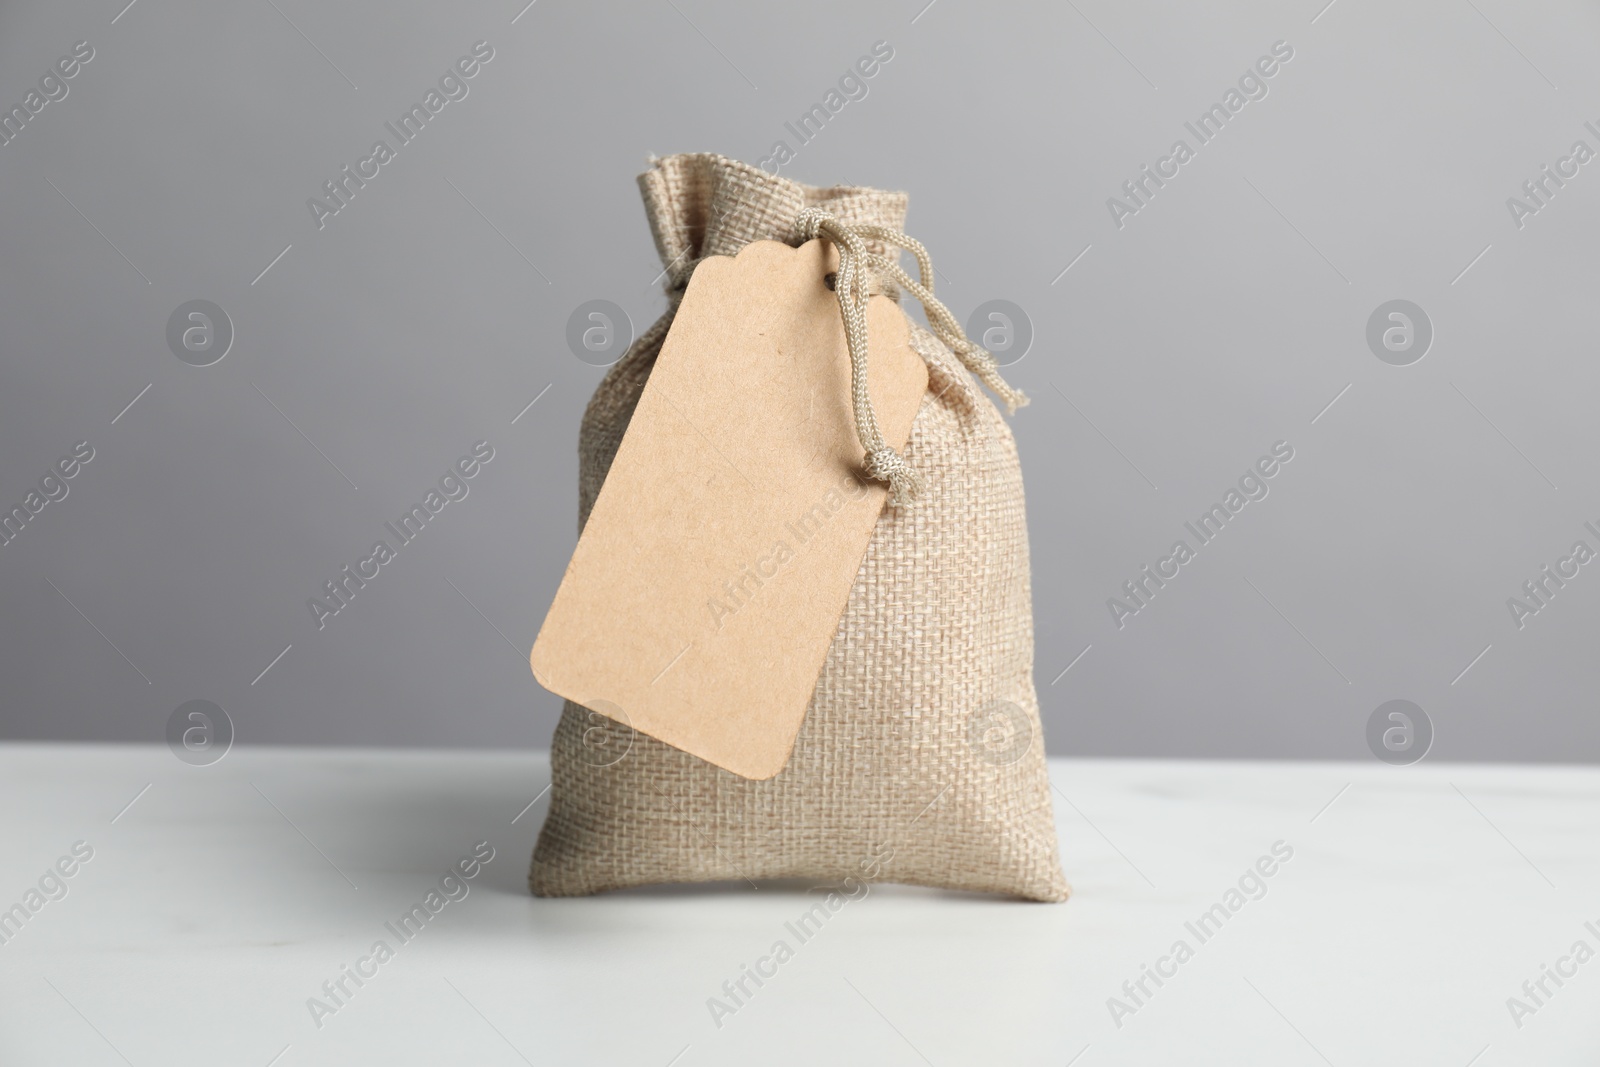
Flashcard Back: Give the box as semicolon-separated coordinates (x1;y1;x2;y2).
531;153;1069;902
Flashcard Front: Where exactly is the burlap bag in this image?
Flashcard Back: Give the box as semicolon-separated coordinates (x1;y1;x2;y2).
530;153;1068;902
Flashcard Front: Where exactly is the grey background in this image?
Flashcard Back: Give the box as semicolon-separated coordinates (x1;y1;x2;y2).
3;0;1597;762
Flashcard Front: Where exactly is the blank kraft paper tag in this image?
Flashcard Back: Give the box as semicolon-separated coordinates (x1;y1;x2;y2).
530;239;927;779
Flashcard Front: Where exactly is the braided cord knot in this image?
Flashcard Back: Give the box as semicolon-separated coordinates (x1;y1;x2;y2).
800;210;1029;504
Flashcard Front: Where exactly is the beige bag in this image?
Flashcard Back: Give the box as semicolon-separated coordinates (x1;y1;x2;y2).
530;153;1068;902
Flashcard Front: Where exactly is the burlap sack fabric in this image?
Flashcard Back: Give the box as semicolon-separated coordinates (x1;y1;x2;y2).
530;153;1069;902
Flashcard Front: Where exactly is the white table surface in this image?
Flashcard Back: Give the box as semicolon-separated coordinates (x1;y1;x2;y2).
1;744;1596;1066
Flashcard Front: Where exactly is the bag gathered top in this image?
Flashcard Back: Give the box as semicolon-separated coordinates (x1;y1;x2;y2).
530;153;1069;902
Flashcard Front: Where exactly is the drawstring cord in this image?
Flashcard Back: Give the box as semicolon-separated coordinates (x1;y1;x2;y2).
795;208;1028;507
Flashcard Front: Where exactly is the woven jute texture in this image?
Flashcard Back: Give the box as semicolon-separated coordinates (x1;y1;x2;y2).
530;153;1069;901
